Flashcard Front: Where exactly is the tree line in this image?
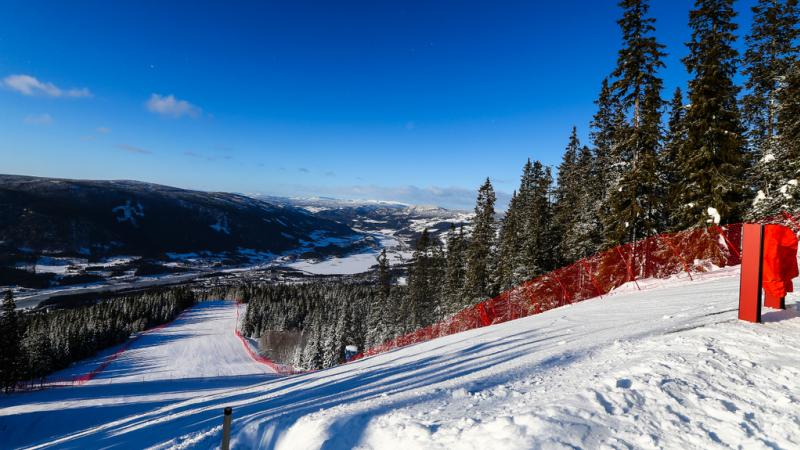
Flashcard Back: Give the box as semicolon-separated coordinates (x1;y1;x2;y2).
0;287;195;392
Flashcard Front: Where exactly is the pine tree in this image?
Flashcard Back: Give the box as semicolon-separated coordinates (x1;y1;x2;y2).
443;224;467;313
590;78;625;247
661;87;688;229
1;290;21;392
563;145;602;259
552;128;582;264
376;249;391;298
466;178;497;301
603;0;665;246
753;60;800;215
518;160;555;276
407;229;434;327
495;191;522;290
744;0;800;218
674;0;748;228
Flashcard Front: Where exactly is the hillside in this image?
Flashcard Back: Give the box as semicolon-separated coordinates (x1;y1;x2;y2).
0;175;357;257
1;265;798;449
0;175;373;301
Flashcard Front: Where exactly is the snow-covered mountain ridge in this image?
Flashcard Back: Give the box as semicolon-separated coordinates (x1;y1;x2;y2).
1;264;798;449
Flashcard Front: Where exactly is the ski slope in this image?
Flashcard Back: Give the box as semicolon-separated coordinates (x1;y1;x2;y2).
1;268;799;449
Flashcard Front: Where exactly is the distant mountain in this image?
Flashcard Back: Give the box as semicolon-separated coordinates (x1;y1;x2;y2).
0;175;358;257
259;195;473;245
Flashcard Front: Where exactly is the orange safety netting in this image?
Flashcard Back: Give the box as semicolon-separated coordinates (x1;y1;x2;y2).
354;211;800;361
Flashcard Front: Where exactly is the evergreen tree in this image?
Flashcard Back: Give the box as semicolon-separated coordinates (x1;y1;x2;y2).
552;128;582;264
744;0;800;218
376;249;391;298
495;191;522;291
407;229;435;327
443;224;467;313
563;145;602;259
661;87;688;229
674;0;748;227
466;178;497;300
367;249;392;347
753;60;800;215
590;78;624;247
1;290;21;392
519;160;556;276
603;0;665;246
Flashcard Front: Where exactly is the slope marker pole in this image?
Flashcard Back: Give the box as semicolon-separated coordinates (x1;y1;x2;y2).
221;407;233;450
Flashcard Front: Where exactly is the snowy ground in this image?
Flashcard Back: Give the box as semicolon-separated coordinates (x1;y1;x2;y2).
2;267;799;449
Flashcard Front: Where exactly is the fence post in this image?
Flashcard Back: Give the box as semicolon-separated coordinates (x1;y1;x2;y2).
738;223;764;323
221;407;233;450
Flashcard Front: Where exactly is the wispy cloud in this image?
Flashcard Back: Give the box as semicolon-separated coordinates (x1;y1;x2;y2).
298;168;310;173
23;113;53;125
324;171;336;177
145;93;200;118
3;74;91;98
96;127;111;134
116;144;152;155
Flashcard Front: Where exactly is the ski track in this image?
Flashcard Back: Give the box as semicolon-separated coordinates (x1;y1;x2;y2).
1;268;799;449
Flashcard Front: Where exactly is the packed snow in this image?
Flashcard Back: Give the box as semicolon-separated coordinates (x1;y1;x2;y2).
2;266;799;449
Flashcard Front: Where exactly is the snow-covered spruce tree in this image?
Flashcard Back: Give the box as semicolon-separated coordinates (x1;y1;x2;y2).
603;0;665;246
496;191;522;291
744;0;800;218
661;87;688;230
563;144;602;260
551;128;582;265
673;0;748;228
519;159;556;277
590;78;625;247
376;249;391;298
407;228;446;327
366;250;391;347
1;290;22;392
466;178;497;301
443;224;468;314
753;60;800;215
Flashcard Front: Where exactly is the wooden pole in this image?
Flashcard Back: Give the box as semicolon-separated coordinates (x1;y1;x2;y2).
221;407;233;450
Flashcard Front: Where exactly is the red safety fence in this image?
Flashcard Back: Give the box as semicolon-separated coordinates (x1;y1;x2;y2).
354;211;800;361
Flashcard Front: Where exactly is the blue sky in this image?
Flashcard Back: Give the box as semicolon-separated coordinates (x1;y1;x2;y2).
0;0;756;209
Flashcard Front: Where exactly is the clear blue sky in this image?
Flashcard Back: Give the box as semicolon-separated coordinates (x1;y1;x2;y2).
0;0;756;209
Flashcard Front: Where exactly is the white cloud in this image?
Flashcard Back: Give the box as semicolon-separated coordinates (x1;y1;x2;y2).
116;144;152;155
145;93;201;118
23;113;53;125
3;74;91;98
96;127;111;134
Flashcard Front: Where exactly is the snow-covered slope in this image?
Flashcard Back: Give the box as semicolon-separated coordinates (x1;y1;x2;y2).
2;268;799;449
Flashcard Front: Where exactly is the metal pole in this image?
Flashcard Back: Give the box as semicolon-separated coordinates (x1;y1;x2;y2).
221;407;232;450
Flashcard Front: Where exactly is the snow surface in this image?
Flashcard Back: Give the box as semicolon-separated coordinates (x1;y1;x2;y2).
2;268;800;449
